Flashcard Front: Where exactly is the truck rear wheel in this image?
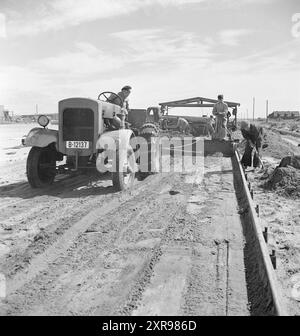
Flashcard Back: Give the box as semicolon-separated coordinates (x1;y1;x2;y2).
112;149;135;191
27;147;56;188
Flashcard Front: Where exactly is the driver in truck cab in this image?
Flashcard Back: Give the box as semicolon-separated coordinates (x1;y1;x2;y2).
108;85;132;130
108;85;132;110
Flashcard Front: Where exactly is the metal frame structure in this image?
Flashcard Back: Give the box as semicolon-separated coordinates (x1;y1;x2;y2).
159;96;240;126
159;96;240;109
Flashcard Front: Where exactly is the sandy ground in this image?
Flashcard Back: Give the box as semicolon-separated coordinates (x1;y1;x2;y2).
244;125;300;316
0;122;299;315
0;124;253;316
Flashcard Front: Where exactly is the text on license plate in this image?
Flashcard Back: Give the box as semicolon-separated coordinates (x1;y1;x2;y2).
66;141;89;149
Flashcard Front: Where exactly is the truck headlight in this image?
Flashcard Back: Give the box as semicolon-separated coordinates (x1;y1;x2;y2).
38;115;50;127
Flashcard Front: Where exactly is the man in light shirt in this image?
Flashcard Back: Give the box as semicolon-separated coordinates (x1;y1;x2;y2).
212;94;228;140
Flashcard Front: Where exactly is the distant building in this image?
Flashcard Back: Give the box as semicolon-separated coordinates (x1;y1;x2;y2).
268;111;300;119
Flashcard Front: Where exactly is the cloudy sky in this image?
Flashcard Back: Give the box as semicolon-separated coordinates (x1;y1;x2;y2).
0;0;299;117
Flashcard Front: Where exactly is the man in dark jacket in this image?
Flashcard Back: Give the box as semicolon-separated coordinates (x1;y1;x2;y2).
240;121;264;168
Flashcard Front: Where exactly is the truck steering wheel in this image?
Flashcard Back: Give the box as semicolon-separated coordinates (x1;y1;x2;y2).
98;91;124;107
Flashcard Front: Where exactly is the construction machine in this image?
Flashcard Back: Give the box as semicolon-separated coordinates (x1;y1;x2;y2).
23;91;137;191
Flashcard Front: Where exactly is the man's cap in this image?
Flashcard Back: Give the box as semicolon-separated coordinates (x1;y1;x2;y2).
122;85;132;91
240;121;249;129
217;94;223;100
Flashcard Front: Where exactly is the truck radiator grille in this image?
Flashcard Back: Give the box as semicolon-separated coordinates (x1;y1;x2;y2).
62;108;94;141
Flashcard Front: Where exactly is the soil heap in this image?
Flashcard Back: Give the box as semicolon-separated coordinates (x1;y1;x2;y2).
262;155;300;197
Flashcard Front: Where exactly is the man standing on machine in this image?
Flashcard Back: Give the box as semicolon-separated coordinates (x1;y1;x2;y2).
212;94;228;140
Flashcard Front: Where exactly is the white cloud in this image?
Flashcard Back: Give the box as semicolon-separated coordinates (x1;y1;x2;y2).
6;0;206;37
34;42;123;77
218;29;253;46
111;28;213;68
0;13;6;38
17;29;214;80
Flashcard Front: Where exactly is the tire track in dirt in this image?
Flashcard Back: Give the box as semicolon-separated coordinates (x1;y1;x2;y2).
1;171;192;315
118;202;188;316
0;175;114;270
1;173;170;301
1;157;250;316
116;171;201;316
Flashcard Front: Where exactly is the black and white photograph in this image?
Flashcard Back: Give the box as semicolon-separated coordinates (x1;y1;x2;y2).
0;0;299;321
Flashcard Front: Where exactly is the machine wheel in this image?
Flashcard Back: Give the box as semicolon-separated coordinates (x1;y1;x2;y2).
112;148;136;191
139;123;159;138
138;123;160;176
27;146;56;188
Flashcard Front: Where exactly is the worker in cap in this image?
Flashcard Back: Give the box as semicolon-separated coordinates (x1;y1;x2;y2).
109;86;132;129
108;85;132;109
212;94;228;140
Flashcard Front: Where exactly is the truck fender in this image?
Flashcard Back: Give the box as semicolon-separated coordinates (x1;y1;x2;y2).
25;127;59;149
96;129;134;151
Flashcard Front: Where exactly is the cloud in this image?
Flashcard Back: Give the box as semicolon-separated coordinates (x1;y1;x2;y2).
111;28;213;68
34;42;123;77
218;29;253;46
17;28;214;81
6;0;206;37
0;13;6;38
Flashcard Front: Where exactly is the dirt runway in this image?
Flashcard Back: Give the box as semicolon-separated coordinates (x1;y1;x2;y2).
0;154;251;316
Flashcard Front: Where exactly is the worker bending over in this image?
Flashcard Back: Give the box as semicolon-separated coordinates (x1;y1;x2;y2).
176;117;190;134
240;121;265;169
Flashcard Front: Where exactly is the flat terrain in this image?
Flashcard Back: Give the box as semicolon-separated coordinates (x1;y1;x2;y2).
1;121;299;315
0;124;250;315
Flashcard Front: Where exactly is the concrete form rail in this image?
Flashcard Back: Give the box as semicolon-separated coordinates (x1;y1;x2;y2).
233;150;287;315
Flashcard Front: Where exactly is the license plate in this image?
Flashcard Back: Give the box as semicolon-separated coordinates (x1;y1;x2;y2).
66;141;89;149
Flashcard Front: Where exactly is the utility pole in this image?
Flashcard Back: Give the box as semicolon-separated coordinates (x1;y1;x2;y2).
266;99;269;121
252;97;255;121
246;108;249;120
35;104;38;115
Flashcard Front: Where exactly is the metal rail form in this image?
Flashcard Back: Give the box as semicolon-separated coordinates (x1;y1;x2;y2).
234;150;287;316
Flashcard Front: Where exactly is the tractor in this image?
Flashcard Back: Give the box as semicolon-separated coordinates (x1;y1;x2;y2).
24;92;139;191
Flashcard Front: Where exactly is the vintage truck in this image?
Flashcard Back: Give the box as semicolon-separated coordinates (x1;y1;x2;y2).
24;92;137;191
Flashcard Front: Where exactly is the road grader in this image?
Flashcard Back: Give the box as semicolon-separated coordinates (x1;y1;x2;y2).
24;91;158;191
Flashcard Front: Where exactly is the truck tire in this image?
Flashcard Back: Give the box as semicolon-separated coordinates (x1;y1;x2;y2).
112;148;135;191
27;146;56;188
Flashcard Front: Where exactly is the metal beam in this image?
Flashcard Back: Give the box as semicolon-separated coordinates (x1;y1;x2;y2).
164;103;240;108
164;104;215;108
159;96;240;107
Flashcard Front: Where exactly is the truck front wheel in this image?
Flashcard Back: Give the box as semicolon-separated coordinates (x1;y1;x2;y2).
27;146;56;188
112;148;136;191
